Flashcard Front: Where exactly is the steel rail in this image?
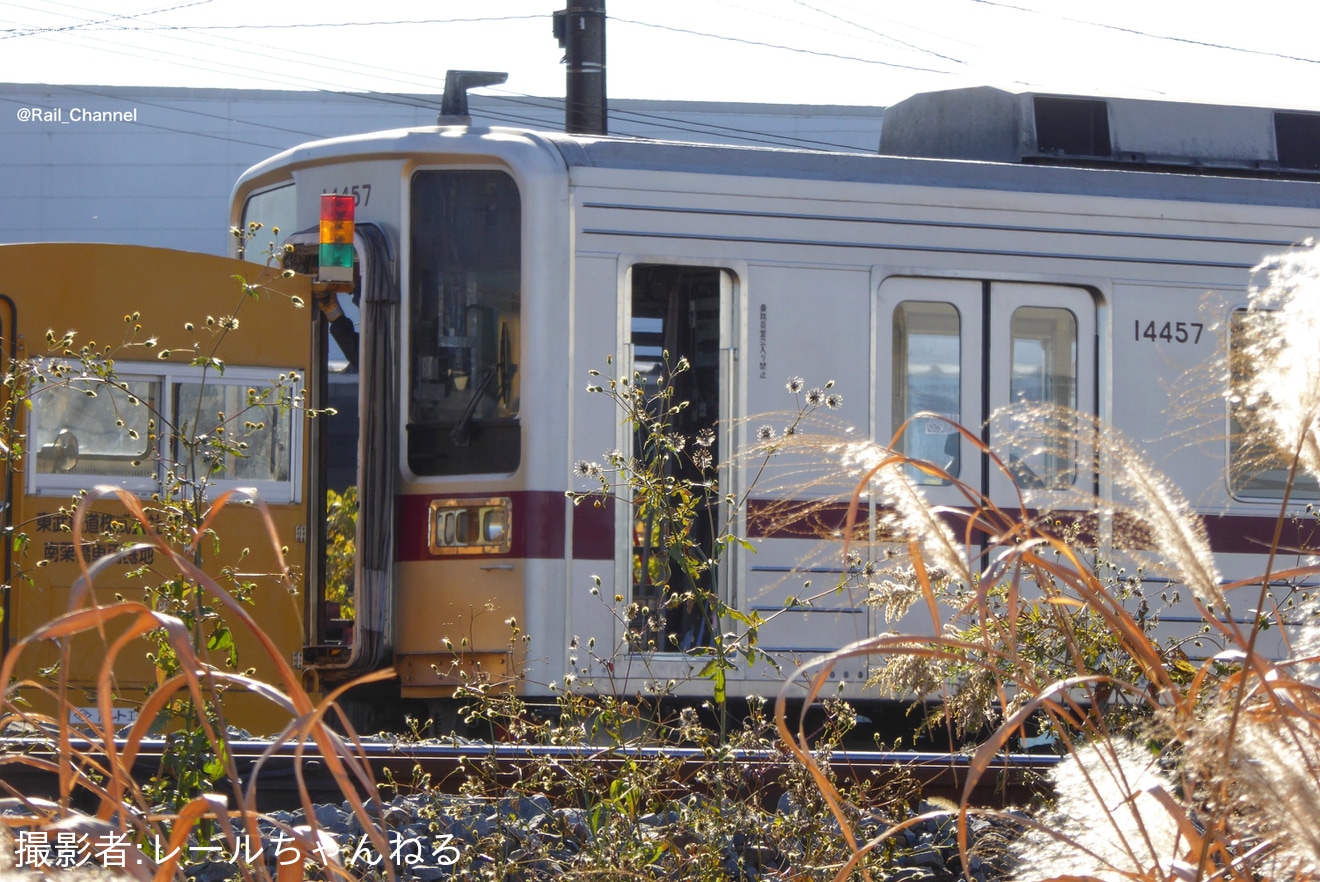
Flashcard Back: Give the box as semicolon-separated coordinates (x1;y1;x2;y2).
0;737;1057;812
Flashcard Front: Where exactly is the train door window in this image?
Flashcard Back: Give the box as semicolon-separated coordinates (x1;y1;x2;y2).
985;284;1094;503
407;169;521;476
627;265;729;653
882;279;1095;505
1228;309;1320;499
893;302;962;485
1005;306;1079;489
878;278;983;504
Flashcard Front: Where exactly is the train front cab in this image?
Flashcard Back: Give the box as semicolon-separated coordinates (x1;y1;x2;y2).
235;133;582;723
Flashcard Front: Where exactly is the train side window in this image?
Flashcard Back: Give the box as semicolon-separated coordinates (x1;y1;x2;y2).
32;377;159;491
892;301;961;484
407;169;521;476
1228;310;1320;499
175;379;296;489
1007;306;1078;489
29;365;302;502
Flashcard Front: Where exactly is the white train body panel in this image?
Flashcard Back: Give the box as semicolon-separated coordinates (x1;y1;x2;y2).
231;89;1320;708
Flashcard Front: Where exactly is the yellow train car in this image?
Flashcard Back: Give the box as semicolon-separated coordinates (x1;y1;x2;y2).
0;243;312;734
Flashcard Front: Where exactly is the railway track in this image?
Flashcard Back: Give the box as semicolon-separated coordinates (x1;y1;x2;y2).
0;737;1056;812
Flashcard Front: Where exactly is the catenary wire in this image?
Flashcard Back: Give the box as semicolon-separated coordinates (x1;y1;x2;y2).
4;4;885;152
0;0;212;39
781;0;965;64
965;0;1320;66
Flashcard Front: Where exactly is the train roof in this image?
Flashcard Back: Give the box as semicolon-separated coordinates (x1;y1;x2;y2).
234;87;1320;211
878;85;1320;173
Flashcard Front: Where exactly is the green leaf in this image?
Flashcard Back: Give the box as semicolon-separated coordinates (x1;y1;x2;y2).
725;608;754;627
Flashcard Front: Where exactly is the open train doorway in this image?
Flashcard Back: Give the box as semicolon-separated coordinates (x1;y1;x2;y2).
284;217;401;702
626;264;733;654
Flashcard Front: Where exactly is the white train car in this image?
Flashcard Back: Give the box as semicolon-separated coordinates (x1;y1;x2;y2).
231;84;1320;725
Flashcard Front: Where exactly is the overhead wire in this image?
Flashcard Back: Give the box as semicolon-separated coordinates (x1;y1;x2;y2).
8;0;447;96
965;0;1320;66
485;91;878;153
2;4;955;73
5;0;594;138
8;0;1312;154
0;2;463;143
4;14;550;33
2;2;886;151
605;15;952;73
782;0;965;64
0;0;212;39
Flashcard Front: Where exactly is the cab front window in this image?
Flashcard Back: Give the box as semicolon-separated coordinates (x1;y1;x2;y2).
407;169;521;476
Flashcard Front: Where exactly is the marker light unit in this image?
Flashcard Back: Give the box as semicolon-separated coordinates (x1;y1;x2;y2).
318;194;355;285
428;497;512;556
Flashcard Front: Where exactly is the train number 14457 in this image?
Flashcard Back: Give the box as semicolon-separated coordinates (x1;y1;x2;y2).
1135;320;1204;344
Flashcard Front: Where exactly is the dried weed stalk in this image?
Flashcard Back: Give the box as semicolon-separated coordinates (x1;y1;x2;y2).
778;241;1320;882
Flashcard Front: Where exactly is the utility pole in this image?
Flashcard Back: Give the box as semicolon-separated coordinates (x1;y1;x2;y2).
553;0;607;135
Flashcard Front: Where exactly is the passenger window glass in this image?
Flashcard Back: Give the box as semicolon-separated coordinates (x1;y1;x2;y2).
175;382;293;483
892;301;960;485
1228;310;1319;499
29;366;301;502
33;378;157;478
1008;307;1077;489
628;265;725;653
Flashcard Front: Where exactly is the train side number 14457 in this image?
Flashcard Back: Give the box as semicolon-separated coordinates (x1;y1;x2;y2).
1134;320;1204;344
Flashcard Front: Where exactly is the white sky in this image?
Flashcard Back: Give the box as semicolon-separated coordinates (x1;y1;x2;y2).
1;0;1318;110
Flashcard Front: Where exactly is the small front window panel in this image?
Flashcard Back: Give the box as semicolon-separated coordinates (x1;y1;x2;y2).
407;169;521;476
239;182;297;262
1008;306;1078;489
29;364;302;502
1228;310;1320;499
892;301;961;485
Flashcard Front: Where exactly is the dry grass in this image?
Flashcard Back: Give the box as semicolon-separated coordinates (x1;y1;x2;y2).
772;240;1320;882
0;487;395;882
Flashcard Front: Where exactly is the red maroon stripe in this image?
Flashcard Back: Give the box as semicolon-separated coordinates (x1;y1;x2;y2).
396;490;564;561
397;494;1310;562
1202;511;1320;556
746;497;1319;557
571;495;615;561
